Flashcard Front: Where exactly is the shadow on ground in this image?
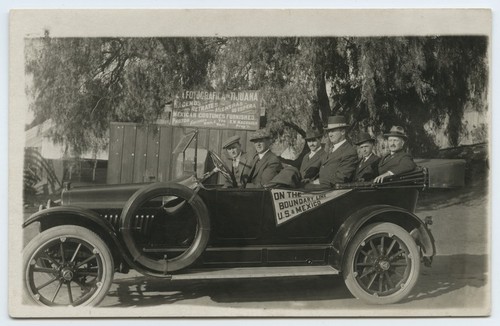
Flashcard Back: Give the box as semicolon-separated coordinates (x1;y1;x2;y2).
103;274;351;307
102;254;487;308
404;254;487;303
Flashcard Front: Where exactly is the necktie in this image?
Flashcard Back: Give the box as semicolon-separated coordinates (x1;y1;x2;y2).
248;156;260;180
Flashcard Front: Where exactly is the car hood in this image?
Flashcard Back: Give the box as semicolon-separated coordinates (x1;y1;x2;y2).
62;175;198;209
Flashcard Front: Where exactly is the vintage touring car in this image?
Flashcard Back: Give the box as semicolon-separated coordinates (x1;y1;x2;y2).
22;130;437;307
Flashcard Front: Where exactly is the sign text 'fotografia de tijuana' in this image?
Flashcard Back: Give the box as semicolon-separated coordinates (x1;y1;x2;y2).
172;90;261;130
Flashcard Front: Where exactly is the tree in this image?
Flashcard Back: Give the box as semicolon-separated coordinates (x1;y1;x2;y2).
209;37;339;146
208;36;487;156
25;36;218;156
25;35;488;159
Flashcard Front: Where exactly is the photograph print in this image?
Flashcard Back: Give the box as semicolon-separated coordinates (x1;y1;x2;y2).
9;9;491;317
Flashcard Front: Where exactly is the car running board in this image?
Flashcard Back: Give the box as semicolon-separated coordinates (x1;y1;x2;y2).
170;265;339;280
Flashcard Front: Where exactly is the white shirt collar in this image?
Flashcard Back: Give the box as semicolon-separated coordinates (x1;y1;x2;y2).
232;152;242;167
309;147;321;159
258;149;270;160
331;139;347;152
363;153;373;162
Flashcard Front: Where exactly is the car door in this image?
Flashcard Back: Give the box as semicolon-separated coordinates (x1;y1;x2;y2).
211;188;266;243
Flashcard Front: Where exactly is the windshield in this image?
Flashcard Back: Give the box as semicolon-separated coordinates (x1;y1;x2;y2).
172;131;197;155
172;130;207;179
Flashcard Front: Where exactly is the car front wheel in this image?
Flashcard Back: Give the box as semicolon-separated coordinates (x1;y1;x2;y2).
343;222;420;304
23;225;114;307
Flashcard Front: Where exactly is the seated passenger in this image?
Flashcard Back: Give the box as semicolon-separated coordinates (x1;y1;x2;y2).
267;166;301;188
300;129;326;185
245;129;283;188
374;126;417;183
221;135;251;188
353;132;380;182
308;116;358;189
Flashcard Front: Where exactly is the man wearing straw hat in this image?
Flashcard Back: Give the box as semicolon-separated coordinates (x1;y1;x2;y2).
299;128;326;184
245;129;283;188
374;126;416;183
221;135;251;188
314;115;358;188
353;131;380;182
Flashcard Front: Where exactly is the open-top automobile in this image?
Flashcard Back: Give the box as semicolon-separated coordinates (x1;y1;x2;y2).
22;130;436;307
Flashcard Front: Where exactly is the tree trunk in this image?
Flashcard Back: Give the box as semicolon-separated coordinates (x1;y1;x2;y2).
92;147;98;182
314;69;331;129
92;158;97;182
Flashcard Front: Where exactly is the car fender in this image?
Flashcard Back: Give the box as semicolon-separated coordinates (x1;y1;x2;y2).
331;204;435;269
22;206;150;275
24;205;116;232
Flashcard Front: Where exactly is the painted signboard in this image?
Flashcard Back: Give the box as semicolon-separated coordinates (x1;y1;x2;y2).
172;90;260;130
270;189;353;225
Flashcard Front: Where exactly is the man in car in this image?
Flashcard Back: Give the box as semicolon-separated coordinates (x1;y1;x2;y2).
309;115;358;188
373;126;417;183
245;129;283;188
300;129;326;184
353;131;380;182
221;135;251;188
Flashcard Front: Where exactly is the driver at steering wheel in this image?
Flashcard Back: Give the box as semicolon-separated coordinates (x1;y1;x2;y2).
221;135;251;188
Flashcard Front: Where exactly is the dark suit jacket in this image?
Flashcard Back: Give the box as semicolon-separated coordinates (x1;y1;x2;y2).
354;153;380;181
223;152;252;188
300;149;327;180
245;150;283;188
378;151;416;176
318;141;358;187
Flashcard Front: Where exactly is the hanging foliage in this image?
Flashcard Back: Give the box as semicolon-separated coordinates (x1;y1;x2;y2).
25;35;488;157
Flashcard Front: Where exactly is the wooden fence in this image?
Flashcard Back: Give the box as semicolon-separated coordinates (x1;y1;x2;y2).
107;122;257;184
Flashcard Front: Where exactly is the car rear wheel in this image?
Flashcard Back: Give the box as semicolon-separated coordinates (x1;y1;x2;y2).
120;182;210;274
343;222;420;304
23;225;114;307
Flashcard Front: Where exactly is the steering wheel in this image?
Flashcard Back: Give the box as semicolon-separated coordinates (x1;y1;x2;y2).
208;150;235;183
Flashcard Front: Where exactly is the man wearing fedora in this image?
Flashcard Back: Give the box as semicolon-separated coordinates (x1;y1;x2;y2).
314;115;358;188
353;131;380;182
221;135;251;188
300;129;326;184
374;126;417;183
245;129;283;188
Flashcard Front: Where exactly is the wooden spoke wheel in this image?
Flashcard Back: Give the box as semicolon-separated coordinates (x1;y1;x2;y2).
23;226;114;306
343;222;420;304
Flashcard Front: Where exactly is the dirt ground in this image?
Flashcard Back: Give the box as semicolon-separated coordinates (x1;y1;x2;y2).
418;165;488;256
